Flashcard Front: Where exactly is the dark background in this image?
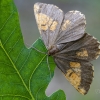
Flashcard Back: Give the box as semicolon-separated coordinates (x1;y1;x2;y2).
14;0;100;100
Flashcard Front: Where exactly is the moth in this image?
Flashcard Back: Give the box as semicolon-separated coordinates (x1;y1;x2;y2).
34;2;100;95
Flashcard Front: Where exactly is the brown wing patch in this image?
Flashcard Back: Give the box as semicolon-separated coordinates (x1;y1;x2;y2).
95;49;100;59
76;48;88;57
65;69;86;95
50;21;58;31
61;20;71;31
78;88;86;95
34;4;39;12
65;69;81;86
34;4;50;31
98;44;100;49
34;13;58;31
97;49;100;54
70;62;81;68
65;62;86;95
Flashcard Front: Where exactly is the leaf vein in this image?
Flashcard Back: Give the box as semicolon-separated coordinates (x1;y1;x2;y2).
0;61;12;67
0;72;17;75
0;10;15;31
0;94;30;100
36;85;47;100
3;26;18;46
14;47;25;64
19;49;32;72
29;54;47;91
0;41;35;100
8;36;21;54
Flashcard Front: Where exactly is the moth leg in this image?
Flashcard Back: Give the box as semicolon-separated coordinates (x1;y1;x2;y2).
47;55;52;79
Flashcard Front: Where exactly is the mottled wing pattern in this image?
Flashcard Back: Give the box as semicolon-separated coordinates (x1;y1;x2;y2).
58;33;100;61
34;2;64;49
54;33;100;95
34;2;100;95
56;10;86;44
55;58;93;95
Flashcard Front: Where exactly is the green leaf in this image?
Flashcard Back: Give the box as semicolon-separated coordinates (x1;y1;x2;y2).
0;0;66;100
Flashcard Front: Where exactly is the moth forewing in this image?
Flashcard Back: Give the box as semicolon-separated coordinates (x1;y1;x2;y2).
34;2;64;50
